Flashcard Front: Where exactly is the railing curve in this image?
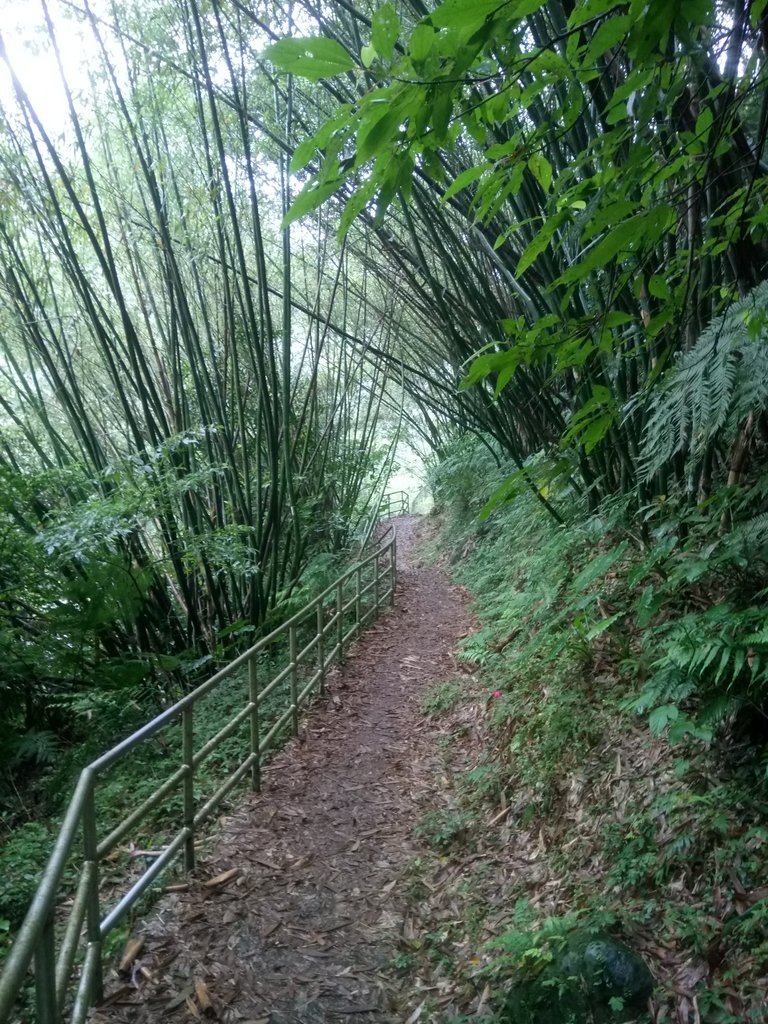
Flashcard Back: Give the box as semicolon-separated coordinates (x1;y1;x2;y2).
0;533;397;1024
379;490;409;519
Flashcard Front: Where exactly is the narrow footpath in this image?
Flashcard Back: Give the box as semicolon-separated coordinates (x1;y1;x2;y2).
93;516;473;1024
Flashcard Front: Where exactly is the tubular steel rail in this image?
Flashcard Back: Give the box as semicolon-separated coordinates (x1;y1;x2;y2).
0;534;397;1024
379;490;409;519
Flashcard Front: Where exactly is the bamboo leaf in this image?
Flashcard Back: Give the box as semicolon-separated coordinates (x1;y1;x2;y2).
264;38;356;79
441;163;489;202
517;214;562;276
283;177;344;227
527;152;552;193
372;3;400;61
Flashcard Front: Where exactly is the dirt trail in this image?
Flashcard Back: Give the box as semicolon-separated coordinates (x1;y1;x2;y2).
93;516;473;1024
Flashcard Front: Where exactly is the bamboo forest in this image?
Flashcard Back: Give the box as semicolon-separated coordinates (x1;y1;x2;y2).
1;0;768;1021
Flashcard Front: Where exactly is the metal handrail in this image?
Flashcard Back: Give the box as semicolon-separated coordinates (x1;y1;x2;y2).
0;534;397;1024
379;490;409;519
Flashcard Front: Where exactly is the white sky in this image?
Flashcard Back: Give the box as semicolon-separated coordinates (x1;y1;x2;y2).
0;0;96;128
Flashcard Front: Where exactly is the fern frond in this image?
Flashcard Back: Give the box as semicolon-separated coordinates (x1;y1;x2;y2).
729;512;768;556
638;282;768;481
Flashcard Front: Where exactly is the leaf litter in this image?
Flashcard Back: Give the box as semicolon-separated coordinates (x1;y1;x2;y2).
91;516;475;1024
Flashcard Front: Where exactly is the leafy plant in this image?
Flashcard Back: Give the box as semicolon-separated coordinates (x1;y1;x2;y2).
415;808;471;851
421;679;463;717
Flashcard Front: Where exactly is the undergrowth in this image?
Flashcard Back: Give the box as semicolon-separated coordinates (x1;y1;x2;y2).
0;548;353;975
402;437;768;1023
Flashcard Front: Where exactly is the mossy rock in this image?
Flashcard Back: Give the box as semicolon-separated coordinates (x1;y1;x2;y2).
501;930;653;1024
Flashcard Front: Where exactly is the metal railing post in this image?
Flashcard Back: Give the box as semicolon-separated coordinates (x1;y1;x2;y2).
337;579;344;662
289;624;299;734
374;550;380;612
316;603;325;695
355;565;362;637
182;707;195;871
33;913;56;1024
248;658;261;792
390;536;397;605
82;781;103;1005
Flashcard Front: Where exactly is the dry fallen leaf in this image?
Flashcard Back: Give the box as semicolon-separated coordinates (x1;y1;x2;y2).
203;867;241;889
404;1001;424;1024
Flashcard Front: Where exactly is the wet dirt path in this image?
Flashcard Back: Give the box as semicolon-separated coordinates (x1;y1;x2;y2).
92;516;473;1024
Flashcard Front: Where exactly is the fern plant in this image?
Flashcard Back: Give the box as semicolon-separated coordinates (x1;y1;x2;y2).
638;282;768;482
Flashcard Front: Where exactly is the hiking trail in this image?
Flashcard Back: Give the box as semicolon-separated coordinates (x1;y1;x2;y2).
92;515;473;1024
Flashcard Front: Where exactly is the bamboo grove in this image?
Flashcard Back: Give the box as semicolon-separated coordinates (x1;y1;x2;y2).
0;0;409;788
2;0;768;813
264;0;768;516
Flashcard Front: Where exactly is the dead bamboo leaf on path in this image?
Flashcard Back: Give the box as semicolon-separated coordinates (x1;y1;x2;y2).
184;995;201;1019
194;979;215;1016
118;937;145;975
203;867;240;889
404;1002;424;1024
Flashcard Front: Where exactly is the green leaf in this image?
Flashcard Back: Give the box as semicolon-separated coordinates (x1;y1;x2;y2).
568;0;622;30
527;152;553;193
410;23;436;63
585;611;626;639
558;206;674;286
649;703;679;735
357;105;400;164
648;274;671;301
264;38;356;80
517;214;562;276
441;163;489;202
337;180;376;239
372;2;400;61
284;176;344;227
430;0;514;32
570;541;628;596
290;136;318;174
580;413;614;453
694;106;713;142
361;44;377;68
584;14;630;63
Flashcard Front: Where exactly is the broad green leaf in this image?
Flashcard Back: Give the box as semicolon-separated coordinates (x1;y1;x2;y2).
580;413;614;453
430;0;511;31
356;105;400;164
410;23;436;63
527;152;553;193
649;704;679;735
264;37;355;80
584;14;630;63
695;106;713;141
290;136;318;174
441;163;489;202
648;274;671;300
479;464;538;520
601;311;633;329
372;2;400;61
517;214;562;276
289;104;354;174
568;0;622;29
361;43;376;68
585;611;626;640
581;199;637;243
284;176;343;227
337;180;376;239
558;206;674;286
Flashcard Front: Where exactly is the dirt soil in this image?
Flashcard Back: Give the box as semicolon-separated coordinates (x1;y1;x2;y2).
92;516;474;1024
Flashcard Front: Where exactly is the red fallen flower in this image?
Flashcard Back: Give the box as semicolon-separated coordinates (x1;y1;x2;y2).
492;690;502;698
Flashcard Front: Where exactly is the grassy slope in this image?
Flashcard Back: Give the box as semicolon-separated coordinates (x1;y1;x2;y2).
398;450;768;1023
